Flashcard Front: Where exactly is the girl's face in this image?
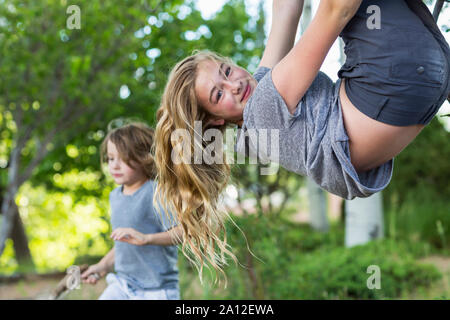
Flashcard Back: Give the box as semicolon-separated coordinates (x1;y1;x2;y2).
106;140;145;186
195;59;257;126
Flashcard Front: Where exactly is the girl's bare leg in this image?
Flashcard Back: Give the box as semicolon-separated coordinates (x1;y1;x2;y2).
339;79;425;173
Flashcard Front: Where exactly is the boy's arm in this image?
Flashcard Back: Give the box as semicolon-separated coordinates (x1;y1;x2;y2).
81;247;115;284
97;247;115;271
258;0;304;69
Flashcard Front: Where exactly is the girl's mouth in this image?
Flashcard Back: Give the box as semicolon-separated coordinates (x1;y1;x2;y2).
241;83;251;102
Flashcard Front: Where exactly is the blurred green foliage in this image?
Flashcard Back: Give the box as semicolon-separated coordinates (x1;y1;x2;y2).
0;0;265;192
179;215;443;300
0;0;449;301
0;170;114;273
0;0;266;273
383;119;450;251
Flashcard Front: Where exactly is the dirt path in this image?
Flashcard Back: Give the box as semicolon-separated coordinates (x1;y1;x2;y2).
404;255;450;299
419;255;450;273
0;277;107;300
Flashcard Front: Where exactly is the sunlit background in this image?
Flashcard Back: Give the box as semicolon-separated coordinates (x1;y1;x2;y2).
0;0;449;300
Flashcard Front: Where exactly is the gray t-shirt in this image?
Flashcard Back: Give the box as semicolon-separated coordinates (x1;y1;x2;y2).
110;179;179;290
236;67;393;200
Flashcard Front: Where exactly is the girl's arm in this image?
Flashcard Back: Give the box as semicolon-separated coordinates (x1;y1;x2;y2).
258;0;304;69
272;0;362;113
145;225;183;246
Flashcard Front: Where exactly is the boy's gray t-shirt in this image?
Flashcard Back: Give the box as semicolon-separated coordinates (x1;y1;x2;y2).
236;67;393;200
110;179;179;290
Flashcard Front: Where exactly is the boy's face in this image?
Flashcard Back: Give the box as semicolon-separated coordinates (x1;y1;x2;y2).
106;140;144;186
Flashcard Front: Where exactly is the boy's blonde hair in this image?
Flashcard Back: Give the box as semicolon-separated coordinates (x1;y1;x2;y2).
153;50;238;283
100;121;156;180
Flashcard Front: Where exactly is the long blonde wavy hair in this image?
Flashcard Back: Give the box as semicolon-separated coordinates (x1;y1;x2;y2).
153;50;240;283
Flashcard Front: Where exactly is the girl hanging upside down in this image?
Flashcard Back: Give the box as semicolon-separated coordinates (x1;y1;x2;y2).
153;0;450;276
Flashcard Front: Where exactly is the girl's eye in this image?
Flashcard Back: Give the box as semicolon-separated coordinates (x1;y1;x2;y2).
225;67;231;77
216;66;231;102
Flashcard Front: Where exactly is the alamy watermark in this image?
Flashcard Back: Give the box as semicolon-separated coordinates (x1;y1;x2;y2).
366;265;381;290
66;265;81;290
170;121;280;175
366;5;381;30
65;1;165;30
66;5;81;30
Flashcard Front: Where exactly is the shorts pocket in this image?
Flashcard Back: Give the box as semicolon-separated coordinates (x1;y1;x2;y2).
388;28;445;87
390;58;444;88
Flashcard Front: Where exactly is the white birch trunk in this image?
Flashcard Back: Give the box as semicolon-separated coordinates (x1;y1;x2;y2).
345;192;384;247
307;178;329;232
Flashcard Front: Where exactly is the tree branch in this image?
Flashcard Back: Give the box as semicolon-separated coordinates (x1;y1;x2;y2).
143;0;165;13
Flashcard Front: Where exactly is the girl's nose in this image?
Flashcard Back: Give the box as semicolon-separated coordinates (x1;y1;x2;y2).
224;79;242;94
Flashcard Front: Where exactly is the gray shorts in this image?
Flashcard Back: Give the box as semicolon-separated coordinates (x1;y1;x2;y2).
338;0;450;126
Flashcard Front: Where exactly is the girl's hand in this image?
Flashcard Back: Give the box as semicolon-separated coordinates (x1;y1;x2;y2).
111;227;149;246
81;264;106;285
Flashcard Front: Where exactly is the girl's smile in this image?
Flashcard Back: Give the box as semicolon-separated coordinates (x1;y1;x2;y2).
194;59;257;126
